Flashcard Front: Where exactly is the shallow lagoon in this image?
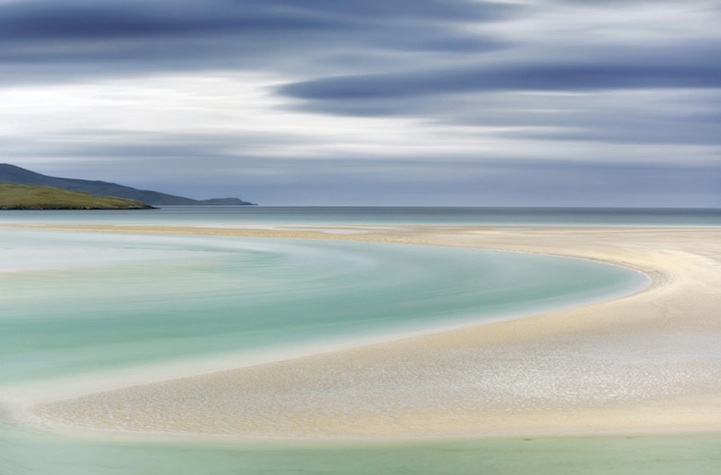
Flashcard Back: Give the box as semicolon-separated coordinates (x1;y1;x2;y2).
0;230;645;387
3;423;720;475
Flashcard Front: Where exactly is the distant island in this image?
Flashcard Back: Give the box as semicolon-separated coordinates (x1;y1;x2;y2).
0;183;155;210
0;163;255;206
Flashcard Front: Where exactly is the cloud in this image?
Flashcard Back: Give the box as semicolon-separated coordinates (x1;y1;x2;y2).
280;43;721;104
0;0;517;85
0;0;348;42
441;89;721;147
93;156;721;208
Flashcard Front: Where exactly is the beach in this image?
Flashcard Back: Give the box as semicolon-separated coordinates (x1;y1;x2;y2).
7;223;717;440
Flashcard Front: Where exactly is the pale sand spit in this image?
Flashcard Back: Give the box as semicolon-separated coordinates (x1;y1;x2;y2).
7;224;720;439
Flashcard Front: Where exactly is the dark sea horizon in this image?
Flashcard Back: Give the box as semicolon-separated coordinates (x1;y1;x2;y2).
2;205;719;227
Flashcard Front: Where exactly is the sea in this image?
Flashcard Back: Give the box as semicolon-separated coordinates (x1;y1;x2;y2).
1;207;719;475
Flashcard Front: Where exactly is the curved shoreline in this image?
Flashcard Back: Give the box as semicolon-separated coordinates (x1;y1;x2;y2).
4;224;721;440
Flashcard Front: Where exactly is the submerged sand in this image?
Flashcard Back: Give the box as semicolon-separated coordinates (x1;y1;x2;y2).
8;224;720;439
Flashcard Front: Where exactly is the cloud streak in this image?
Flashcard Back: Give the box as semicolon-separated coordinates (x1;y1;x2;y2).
0;0;515;80
281;44;721;102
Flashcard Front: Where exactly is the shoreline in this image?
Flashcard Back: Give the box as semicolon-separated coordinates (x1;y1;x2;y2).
4;224;721;441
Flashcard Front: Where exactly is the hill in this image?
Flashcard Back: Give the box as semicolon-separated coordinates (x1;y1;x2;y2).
0;183;155;210
0;164;255;206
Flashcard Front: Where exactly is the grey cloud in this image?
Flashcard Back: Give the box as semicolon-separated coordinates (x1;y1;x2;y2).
133;158;721;208
0;1;343;41
277;38;721;149
0;0;517;83
0;129;322;165
518;121;721;146
439;91;721;147
281;45;721;103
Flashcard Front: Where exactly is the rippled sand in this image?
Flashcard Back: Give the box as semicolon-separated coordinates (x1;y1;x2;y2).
12;224;721;439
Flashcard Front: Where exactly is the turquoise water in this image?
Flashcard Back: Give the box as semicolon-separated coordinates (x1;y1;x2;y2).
0;208;717;474
2;425;720;475
0;230;644;386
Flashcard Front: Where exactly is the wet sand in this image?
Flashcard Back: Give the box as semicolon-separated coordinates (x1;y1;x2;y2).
9;224;720;439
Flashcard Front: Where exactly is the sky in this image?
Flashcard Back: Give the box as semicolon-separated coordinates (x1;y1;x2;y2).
1;0;720;207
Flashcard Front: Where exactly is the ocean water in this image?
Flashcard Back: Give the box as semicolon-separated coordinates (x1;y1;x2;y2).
1;205;720;227
0;207;718;474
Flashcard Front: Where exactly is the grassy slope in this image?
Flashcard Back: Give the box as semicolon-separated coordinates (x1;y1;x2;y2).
0;183;154;209
0;163;256;206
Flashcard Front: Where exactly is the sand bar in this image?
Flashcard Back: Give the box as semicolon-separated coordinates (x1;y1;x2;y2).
4;224;720;439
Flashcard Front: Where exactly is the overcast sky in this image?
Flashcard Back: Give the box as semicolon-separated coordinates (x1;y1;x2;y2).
1;0;719;207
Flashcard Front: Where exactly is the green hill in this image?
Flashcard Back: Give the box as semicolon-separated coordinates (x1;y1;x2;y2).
0;183;155;210
0;163;255;206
